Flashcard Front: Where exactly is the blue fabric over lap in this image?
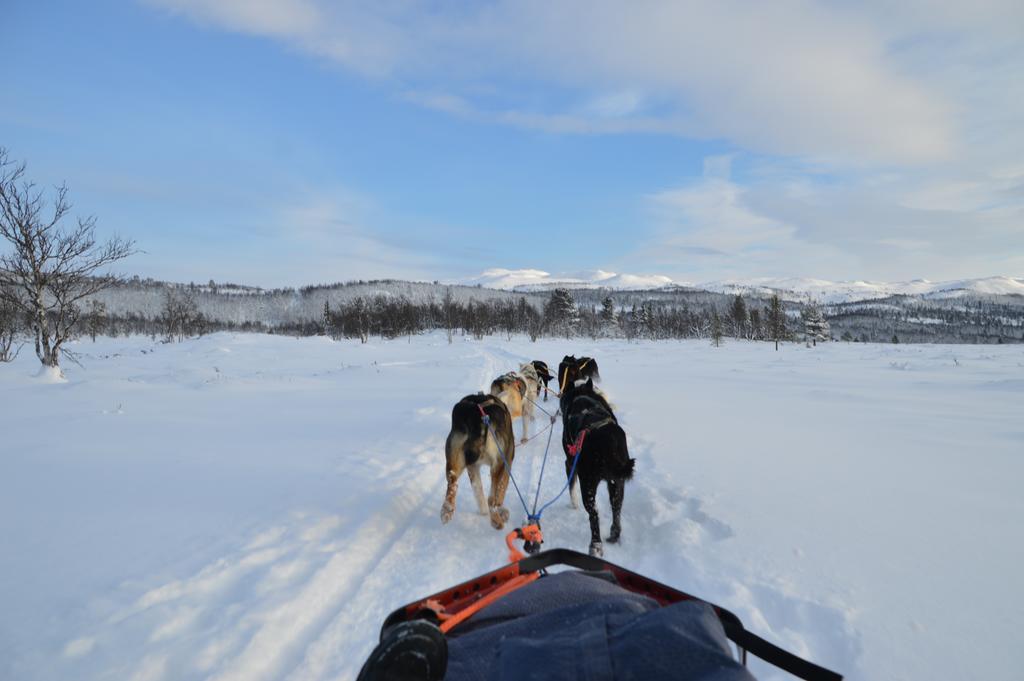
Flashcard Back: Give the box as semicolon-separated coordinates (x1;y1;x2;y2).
444;571;756;681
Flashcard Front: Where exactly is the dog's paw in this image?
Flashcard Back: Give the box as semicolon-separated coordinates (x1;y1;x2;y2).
606;529;621;544
520;437;528;444
489;506;510;530
440;504;454;524
588;542;604;558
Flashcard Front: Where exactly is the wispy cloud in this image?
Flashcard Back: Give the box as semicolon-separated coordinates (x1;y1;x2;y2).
141;0;1024;281
403;90;686;136
144;0;991;165
631;153;1024;281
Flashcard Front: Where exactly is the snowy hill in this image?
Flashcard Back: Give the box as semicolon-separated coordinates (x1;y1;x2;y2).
702;275;1024;303
458;269;1024;303
460;268;675;291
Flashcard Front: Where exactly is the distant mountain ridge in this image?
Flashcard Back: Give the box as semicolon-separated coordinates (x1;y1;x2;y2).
458;269;1024;304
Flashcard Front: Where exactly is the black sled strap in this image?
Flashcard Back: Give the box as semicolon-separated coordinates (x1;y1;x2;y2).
727;627;842;681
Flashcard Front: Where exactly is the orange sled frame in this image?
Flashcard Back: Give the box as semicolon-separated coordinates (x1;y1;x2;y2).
381;546;843;681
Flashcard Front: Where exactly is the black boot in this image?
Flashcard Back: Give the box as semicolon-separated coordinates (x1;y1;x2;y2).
356;620;447;681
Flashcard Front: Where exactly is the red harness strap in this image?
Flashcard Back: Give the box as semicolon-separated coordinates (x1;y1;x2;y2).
567;429;587;457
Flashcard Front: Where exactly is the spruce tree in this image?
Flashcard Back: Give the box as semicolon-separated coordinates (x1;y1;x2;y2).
801;300;829;346
748;308;762;340
634;301;654;338
599;295;617;335
545;288;579;338
730;294;748;339
767;293;786;351
321;300;332;337
711;309;724;347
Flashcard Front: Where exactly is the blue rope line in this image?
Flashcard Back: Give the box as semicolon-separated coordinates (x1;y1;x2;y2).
532;435;584;520
482;415;530;519
481;405;585;529
530;418;558;517
520;419;553;445
524;394;556;419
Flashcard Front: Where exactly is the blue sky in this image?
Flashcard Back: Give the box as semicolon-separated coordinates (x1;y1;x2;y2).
3;1;1022;287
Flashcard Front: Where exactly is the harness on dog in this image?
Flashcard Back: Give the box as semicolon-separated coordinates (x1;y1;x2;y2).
474;398;582;550
476;403;531;524
567;430;586;457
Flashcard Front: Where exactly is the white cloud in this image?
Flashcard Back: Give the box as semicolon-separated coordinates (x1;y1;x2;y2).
404;90;684;135
625;158;867;280
269;193;441;282
650;179;792;254
147;0;320;39
145;0;1024;280
634;153;1024;281
145;0;982;165
581;91;646;119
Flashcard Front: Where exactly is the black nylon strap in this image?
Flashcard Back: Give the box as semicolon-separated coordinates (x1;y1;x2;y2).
726;627;843;681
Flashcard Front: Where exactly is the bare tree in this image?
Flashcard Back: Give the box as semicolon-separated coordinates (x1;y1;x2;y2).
0;296;23;362
86;299;107;342
161;289;204;342
442;287;455;344
0;149;136;372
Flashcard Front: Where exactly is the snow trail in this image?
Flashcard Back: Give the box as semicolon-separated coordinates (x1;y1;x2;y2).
3;333;1021;680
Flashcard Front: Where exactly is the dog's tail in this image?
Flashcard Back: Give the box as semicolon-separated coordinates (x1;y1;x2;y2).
609;423;635;480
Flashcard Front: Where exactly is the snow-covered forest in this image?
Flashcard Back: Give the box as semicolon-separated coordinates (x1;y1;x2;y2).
5;276;1019;350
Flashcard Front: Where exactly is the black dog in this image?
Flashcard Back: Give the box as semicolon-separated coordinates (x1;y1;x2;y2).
560;377;634;557
557;355;600;394
531;360;553;401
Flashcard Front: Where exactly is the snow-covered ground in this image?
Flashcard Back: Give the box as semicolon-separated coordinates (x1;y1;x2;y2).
1;333;1021;681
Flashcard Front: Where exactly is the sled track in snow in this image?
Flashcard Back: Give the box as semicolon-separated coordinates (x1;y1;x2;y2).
63;341;862;681
200;346;523;680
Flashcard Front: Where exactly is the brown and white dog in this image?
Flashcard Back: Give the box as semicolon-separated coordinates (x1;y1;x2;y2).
489;363;540;443
440;393;517;530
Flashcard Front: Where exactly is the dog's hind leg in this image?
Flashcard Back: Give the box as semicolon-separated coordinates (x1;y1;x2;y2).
440;434;466;524
467;464;488;515
565;458;580;509
487;462;511;530
607;478;624;543
580;475;603;557
440;460;464;524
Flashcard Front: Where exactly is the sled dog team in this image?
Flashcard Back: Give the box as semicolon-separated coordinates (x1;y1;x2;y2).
440;356;635;557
